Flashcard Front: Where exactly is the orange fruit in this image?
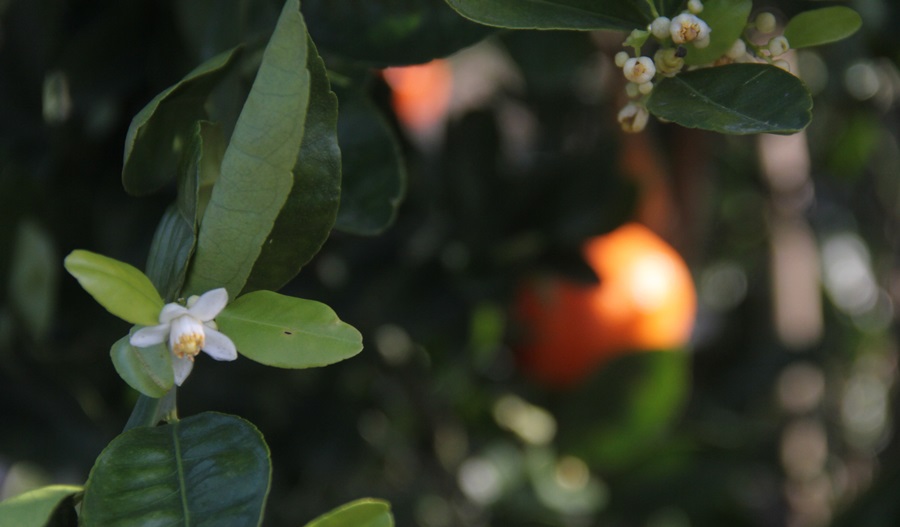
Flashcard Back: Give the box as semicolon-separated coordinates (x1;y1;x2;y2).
382;59;453;133
516;223;696;388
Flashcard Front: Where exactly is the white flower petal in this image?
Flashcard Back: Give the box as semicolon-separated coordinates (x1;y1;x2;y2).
203;328;238;361
188;288;229;322
159;303;188;324
130;324;170;347
172;355;194;386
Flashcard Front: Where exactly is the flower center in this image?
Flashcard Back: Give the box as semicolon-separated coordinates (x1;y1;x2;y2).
170;315;206;359
678;21;701;42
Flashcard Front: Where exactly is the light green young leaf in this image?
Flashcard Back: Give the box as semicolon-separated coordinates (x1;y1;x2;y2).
64;250;163;327
243;34;341;292
0;485;82;527
444;0;651;31
185;0;310;299
683;0;752;66
647;63;812;135
216;290;363;369
80;412;271;527
110;331;174;398
784;6;862;49
122;46;242;196
304;499;394;527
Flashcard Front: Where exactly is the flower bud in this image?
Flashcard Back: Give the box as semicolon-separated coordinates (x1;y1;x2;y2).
654;48;685;77
670;13;711;45
625;82;640;98
623;56;656;84
773;59;791;72
618;103;650;133
726;39;747;60
638;81;654;95
614;51;630;68
768;35;789;57
649;17;671;39
756;12;776;34
688;0;703;14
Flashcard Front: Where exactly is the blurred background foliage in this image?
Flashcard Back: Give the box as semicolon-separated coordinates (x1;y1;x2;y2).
2;0;900;526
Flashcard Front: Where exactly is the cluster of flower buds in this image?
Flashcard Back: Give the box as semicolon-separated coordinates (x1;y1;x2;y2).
613;0;711;133
720;12;792;71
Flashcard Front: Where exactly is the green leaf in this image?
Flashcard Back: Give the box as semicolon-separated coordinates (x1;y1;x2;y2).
80;412;271;527
683;0;752;66
443;0;651;31
0;485;82;527
8;219;58;341
64;250;163;327
216;290;363;369
243;35;340;292
784;6;862;49
146;122;225;301
304;499;394;527
185;0;310;299
646;63;812;134
110;330;174;398
303;0;493;66
333;83;406;235
122;46;242;196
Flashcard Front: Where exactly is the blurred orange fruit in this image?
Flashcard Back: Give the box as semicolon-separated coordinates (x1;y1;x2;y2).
516;223;697;388
383;59;453;133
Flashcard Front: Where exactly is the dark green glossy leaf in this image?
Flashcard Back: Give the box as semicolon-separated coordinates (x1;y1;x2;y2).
334;84;406;235
304;0;493;66
243;35;340;292
0;485;82;527
683;0;752;66
81;412;271;527
646;63;812;134
185;0;310;298
110;329;174;398
784;6;862;49
216;290;363;369
146;122;224;301
444;0;651;31
64;250;163;327
8;219;58;341
560;352;690;470
304;498;394;527
122;46;242;196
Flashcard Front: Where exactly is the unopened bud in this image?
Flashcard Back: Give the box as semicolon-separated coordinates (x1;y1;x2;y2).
756;12;777;34
649;17;671;39
618;103;650;133
768;35;789;56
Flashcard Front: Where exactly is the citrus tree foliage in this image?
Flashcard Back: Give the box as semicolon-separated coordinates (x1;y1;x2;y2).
0;0;878;525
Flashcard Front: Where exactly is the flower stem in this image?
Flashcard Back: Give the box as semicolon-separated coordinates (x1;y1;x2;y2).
645;0;661;19
123;390;178;431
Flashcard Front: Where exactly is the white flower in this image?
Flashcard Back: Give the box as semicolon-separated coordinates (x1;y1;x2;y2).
130;287;237;386
623;56;656;84
670;13;711;45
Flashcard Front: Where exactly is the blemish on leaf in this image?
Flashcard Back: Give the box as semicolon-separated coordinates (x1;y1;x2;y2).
283;330;293;335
